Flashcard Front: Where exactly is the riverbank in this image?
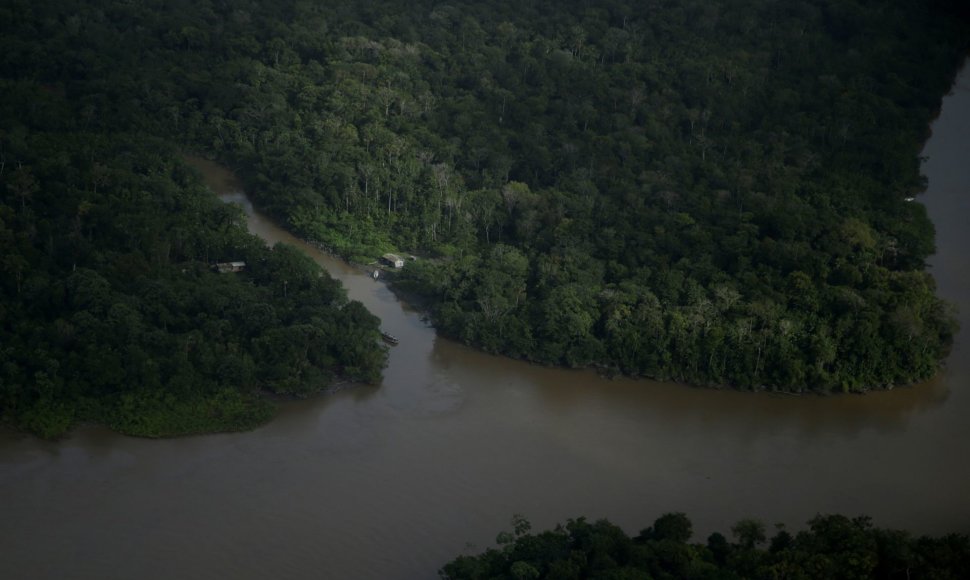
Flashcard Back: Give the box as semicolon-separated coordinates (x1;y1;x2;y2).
195;149;951;397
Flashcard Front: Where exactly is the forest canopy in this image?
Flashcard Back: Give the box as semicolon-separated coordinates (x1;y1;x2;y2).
2;0;969;410
0;119;387;437
0;3;395;437
440;512;970;579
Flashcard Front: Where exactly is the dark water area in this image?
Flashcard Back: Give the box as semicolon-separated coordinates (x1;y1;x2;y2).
2;70;969;578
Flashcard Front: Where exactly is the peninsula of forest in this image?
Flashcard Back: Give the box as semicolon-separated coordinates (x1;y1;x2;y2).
1;0;968;436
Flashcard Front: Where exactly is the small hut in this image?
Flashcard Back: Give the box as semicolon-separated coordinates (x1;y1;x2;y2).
214;261;246;273
382;253;405;268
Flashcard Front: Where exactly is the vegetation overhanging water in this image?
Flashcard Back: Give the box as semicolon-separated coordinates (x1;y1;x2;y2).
1;0;968;436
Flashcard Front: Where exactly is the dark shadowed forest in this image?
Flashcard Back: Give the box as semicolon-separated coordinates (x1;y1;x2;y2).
1;0;968;436
441;513;970;579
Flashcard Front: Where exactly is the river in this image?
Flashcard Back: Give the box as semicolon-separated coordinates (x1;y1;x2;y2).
2;69;969;578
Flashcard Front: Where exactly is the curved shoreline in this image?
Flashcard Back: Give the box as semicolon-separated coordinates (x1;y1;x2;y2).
208;162;949;397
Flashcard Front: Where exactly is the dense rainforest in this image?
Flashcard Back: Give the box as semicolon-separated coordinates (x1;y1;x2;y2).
440;512;970;579
0;8;392;438
1;0;968;411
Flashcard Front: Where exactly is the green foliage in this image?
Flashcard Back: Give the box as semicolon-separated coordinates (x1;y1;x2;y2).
639;512;693;544
103;389;275;438
0;54;387;438
2;0;966;396
441;513;970;579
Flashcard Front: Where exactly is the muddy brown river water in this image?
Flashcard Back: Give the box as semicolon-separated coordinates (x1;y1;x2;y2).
2;68;969;578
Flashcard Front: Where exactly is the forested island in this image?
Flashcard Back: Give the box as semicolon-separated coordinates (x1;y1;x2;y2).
441;513;970;579
2;0;969;437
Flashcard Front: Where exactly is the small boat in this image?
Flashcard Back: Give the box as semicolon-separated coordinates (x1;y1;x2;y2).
381;332;399;345
372;269;380;280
